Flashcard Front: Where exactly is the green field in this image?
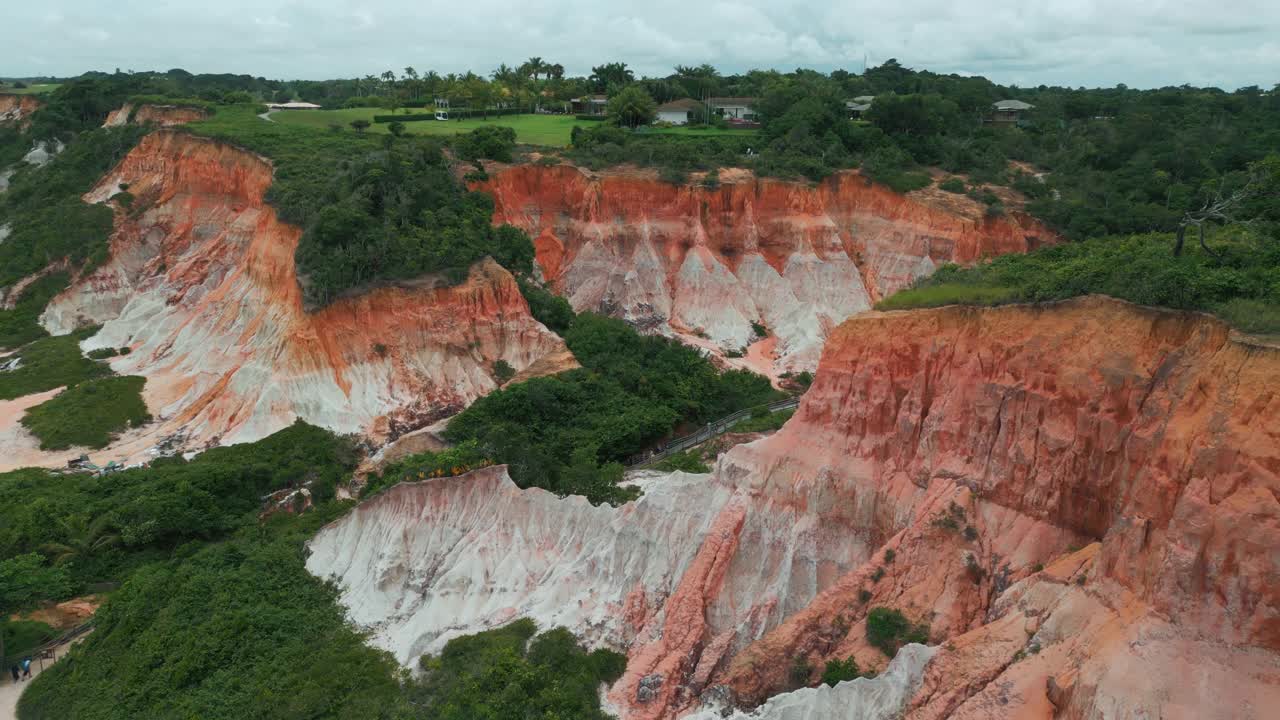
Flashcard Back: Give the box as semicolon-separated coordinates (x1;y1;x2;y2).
1;83;60;95
272;108;582;146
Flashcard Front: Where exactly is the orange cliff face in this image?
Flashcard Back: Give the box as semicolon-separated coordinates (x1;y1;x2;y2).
479;163;1054;375
714;296;1280;718
307;296;1279;720
0;93;42;128
103;103;211;128
15;130;568;468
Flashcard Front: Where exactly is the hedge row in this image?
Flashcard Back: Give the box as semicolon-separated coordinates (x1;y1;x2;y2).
372;107;527;123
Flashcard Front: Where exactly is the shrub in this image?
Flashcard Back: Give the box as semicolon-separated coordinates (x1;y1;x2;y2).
653;450;710;474
821;656;862;687
939;177;966;193
493;359;515;383
865;607;929;657
517;278;574;334
751;321;767;337
20;375;151;450
858;589;872;603
884;548;896;563
0;328;108;400
871;566;886;582
455;125;517;162
410;619;625;720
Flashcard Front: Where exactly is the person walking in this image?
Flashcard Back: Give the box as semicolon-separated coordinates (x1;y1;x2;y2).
9;663;19;683
21;656;32;679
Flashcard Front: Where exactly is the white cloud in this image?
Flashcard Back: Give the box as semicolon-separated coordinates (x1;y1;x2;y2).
6;0;1279;88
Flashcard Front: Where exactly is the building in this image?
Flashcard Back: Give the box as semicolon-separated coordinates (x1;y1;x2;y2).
655;98;702;125
846;95;875;118
267;101;322;110
570;94;608;116
708;97;758;122
989;99;1035;125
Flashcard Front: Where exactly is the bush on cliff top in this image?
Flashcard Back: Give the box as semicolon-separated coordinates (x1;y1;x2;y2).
877;230;1280;335
189;105;535;305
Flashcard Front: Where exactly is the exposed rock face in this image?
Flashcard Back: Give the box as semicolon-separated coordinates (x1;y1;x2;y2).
480;164;1053;374
311;296;1279;720
29;130;567;460
0;93;41;128
103;103;211;127
682;644;936;720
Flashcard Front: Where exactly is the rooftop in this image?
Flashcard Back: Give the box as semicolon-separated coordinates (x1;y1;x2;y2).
656;98;703;112
993;99;1035;111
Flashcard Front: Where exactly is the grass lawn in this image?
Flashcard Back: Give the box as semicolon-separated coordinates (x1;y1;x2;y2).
2;83;60;95
272;108;582;146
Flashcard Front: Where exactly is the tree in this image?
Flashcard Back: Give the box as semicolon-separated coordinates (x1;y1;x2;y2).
607;85;656;129
589;62;635;93
349;118;371;133
523;57;546;82
0;553;70;666
387;121;406;137
1174;155;1280;256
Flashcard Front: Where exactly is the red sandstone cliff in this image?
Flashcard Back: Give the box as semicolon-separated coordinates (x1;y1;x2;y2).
308;296;1279;720
0;93;42;128
6;130;568;469
712;296;1280;717
103;103;211;127
479;164;1054;375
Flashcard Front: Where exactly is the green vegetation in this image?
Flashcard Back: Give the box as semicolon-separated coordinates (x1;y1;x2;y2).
361;440;491;498
4;420;622;719
0;328;108;400
20;376;150;450
18;507;412;720
788;655;813;688
865;607;929;657
274;108;581;146
878;229;1280;335
0;271;70;350
410;618;626;720
607;85;657;129
821;656;869;686
1;620;56;665
190;105;535;305
454;124;517;162
652;450;711;473
446;313;780;503
518;277;575;333
733;408;795;434
0;126;150;290
2;84;61;95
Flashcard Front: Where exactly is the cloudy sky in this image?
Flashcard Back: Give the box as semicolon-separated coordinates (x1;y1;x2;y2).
11;1;1280;89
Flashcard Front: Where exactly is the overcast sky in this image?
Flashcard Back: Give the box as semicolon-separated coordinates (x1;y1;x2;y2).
10;1;1280;89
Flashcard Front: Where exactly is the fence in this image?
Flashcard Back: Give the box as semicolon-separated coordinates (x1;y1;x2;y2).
626;396;800;469
3;619;94;668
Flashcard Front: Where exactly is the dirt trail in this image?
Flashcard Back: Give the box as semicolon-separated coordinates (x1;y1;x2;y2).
0;634;86;720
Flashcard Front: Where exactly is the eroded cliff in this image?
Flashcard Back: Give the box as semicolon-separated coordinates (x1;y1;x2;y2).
7;130;567;468
103;103;211;127
480;164;1053;375
0;93;41;128
310;296;1279;720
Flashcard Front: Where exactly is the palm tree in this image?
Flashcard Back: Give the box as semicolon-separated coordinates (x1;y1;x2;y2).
525;57;546;82
39;514;119;567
